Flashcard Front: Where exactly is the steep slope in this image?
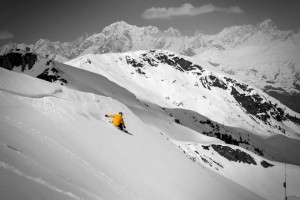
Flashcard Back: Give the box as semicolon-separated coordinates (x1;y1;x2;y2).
1;50;300;199
177;142;300;200
1;49;299;164
0;66;268;200
66;50;300;165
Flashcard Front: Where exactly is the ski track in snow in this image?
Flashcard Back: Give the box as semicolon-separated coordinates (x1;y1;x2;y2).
0;160;81;200
0;115;142;200
0;87;63;99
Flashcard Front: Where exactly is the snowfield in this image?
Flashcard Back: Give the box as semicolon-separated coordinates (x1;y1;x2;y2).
1;49;300;200
0;67;266;200
66;50;300;164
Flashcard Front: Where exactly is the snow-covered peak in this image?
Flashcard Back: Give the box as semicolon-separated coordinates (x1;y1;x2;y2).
34;38;52;47
101;21;137;36
164;27;182;37
33;39;57;56
101;21;163;38
142;25;160;35
254;19;294;42
257;19;277;31
214;24;254;47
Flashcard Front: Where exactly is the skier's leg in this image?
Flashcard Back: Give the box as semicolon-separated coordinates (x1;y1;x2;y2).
118;123;123;131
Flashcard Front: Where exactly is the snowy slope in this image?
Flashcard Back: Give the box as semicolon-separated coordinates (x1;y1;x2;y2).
66;51;300;130
65;50;300;166
1;49;299;165
1;49;300;199
0;66;269;200
176;142;300;200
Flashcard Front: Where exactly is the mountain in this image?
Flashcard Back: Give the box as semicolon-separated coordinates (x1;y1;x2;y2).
1;49;300;199
1;49;300;162
0;20;295;59
0;50;264;200
1;49;300;200
198;20;300;114
1;19;299;113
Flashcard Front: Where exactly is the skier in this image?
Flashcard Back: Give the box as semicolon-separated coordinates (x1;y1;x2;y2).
105;112;126;131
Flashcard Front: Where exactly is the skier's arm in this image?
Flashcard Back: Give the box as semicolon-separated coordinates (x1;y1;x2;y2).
106;114;117;118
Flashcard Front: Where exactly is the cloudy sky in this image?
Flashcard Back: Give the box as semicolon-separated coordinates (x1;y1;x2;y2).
0;0;300;46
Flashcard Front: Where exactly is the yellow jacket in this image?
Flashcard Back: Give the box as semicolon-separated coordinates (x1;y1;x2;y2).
106;114;125;126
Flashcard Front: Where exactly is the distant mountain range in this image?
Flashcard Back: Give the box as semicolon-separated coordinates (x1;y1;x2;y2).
2;19;296;59
1;19;300;112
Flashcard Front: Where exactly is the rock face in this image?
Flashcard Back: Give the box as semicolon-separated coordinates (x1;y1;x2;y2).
211;145;257;165
0;50;37;71
36;62;67;86
0;49;67;86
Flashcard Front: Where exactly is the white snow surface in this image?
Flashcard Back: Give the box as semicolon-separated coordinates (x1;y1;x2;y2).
0;67;270;200
1;50;300;200
65;50;300;138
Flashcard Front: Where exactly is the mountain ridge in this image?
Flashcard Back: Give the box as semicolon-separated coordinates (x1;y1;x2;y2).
1;19;300;113
1;19;295;59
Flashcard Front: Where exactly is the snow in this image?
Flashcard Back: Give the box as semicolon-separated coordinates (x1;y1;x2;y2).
197;31;300;107
1;18;300;200
0;67;269;200
65;50;300;139
176;142;300;200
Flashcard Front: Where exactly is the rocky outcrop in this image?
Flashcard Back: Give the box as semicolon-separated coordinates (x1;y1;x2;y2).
261;160;274;168
0;50;67;86
0;50;37;71
37;67;67;86
212;145;257;165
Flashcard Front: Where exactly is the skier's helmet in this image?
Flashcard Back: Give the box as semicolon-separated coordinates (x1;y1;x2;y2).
119;112;123;115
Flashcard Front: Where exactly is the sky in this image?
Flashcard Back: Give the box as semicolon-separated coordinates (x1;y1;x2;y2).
0;0;300;46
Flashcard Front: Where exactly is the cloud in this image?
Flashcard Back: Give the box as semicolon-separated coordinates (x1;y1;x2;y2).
0;30;14;40
142;3;243;19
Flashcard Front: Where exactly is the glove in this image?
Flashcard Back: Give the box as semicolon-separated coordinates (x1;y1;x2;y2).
124;126;126;129
105;115;108;117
